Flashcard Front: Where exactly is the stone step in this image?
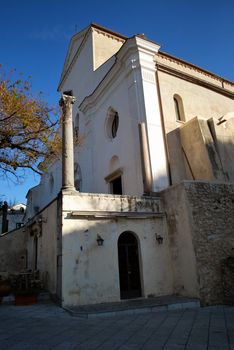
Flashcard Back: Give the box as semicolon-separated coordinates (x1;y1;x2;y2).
63;295;200;319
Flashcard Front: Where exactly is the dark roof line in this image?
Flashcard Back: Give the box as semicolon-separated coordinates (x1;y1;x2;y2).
90;22;128;40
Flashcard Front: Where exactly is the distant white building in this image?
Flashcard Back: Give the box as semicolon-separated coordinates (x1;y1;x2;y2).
2;24;234;307
0;203;26;234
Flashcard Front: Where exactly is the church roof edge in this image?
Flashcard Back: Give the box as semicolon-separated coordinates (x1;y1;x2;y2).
158;51;234;86
90;22;128;40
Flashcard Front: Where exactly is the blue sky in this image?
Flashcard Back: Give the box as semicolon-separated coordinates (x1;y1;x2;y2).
1;0;234;204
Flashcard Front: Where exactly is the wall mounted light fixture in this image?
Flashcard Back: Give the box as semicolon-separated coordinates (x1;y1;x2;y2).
37;216;47;224
155;233;163;244
96;234;104;246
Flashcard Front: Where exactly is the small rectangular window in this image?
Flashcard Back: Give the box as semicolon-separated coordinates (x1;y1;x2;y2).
110;176;122;195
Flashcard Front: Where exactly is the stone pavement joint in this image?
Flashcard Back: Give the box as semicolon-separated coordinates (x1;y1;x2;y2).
0;303;233;350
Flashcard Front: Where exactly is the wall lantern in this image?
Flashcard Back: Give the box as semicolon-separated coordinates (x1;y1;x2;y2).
96;234;104;246
155;233;163;245
37;216;47;224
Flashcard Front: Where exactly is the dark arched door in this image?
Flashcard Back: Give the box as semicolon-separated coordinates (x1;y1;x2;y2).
118;232;141;299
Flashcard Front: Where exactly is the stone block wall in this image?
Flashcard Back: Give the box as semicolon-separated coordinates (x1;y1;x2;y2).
184;181;234;305
161;183;199;299
221;257;234;305
0;227;28;274
162;181;234;305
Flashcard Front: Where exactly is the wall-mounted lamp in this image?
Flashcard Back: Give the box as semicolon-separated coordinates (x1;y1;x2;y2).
155;233;163;245
96;234;104;246
37;216;47;224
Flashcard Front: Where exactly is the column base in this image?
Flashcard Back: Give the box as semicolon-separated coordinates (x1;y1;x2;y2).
62;186;76;192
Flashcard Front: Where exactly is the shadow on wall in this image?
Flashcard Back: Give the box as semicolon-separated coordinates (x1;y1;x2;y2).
0;227;28;275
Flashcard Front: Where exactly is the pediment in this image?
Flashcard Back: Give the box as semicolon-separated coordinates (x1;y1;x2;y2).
58;25;91;89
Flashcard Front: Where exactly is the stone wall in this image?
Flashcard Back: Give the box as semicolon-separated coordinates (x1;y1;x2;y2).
161;183;200;299
27;199;58;295
161;181;234;305
221;257;234;305
184;181;234;305
0;227;27;275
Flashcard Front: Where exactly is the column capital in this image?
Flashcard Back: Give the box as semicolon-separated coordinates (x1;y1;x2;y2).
59;94;76;116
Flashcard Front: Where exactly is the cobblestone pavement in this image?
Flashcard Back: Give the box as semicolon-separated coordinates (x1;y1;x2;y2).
0;303;234;349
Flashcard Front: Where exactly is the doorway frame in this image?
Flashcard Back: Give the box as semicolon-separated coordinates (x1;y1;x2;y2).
105;168;124;195
117;231;143;300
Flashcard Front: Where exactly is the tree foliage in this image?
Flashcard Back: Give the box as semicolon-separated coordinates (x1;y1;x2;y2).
0;67;60;179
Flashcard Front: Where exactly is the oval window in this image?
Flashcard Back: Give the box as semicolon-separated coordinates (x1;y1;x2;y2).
106;108;119;139
111;112;119;138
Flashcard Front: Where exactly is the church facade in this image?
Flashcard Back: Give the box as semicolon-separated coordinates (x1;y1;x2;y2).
1;24;234;307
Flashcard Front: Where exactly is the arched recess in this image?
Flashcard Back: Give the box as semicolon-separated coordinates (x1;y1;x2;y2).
174;94;185;122
109;155;120;173
118;231;142;299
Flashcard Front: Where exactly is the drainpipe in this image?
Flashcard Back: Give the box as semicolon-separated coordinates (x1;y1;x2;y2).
59;93;76;191
138;123;152;195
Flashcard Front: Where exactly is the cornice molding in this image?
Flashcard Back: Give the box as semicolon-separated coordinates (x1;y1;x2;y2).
156;63;234;99
92;27;125;43
70;211;164;219
158;52;234;87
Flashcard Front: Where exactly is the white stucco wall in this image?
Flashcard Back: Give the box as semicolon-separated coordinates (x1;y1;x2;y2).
157;69;234;133
61;192;173;307
78;36;170;195
25;160;62;216
80;73;144;195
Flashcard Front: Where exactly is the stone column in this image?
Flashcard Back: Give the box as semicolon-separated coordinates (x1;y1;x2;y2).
59;93;76;191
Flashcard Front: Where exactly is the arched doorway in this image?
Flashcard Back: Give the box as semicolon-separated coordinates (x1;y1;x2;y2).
118;232;141;299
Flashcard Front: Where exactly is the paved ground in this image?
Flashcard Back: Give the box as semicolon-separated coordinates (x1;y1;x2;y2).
0;303;234;350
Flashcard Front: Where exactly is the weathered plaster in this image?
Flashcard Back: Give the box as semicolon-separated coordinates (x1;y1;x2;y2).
61;192;172;306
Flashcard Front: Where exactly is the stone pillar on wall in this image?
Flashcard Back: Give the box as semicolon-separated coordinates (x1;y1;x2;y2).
59;93;76;191
125;36;169;192
138;123;152;194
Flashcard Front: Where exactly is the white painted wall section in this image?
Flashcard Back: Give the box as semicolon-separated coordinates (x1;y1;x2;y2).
136;37;169;191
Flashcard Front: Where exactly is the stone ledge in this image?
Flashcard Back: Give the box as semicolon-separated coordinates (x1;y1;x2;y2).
63;295;200;319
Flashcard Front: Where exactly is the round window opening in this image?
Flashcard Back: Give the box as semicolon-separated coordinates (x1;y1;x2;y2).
106;109;119;139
